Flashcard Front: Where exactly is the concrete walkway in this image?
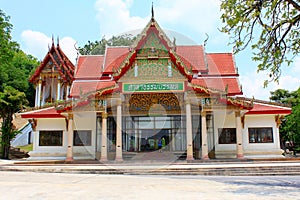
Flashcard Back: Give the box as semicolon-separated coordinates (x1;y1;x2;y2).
1;158;300;175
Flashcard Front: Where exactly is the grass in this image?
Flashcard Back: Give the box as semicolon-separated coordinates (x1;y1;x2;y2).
16;144;33;153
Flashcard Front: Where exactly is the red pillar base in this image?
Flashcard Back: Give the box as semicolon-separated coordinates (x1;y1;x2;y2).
201;155;210;160
186;155;194;161
115;157;123;162
65;157;74;162
237;154;244;159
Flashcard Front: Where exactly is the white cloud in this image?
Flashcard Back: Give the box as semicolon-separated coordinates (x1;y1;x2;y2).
94;0;148;38
94;0;221;43
156;0;221;34
59;37;78;65
21;30;52;59
240;69;300;101
21;30;78;64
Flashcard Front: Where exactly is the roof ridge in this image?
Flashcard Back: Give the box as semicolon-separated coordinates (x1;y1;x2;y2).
106;46;130;48
236;97;291;108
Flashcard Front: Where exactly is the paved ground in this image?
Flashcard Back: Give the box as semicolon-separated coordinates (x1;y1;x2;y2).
1;159;300;174
0;171;299;200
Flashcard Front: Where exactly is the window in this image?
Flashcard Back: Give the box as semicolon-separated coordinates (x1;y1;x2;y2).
167;62;172;77
248;127;273;143
74;130;92;146
39;131;63;146
218;128;236;144
134;63;138;77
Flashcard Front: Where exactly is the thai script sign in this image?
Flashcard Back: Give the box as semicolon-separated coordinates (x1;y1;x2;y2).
123;82;184;92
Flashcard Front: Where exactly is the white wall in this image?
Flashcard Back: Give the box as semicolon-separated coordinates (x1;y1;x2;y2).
243;114;282;158
73;112;97;159
29;113;98;160
213;111;283;158
213;111;236;158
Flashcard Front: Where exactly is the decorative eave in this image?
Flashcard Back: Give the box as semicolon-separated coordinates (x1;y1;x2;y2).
112;50;137;81
54;45;74;82
87;84;119;99
29;42;75;84
131;18;174;51
169;49;194;81
226;97;253;110
188;82;226;95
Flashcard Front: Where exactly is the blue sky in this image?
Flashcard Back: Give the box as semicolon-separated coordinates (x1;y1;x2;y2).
1;0;300;100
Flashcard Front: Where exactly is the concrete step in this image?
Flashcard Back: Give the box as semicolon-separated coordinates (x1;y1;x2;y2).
9;147;29;160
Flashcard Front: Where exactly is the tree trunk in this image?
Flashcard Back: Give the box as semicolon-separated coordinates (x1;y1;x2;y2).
1;113;13;159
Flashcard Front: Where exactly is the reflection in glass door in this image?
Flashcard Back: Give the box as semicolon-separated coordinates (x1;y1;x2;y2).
123;116;186;152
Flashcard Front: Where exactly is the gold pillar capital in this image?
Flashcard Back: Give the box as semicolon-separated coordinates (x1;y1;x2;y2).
102;112;108;119
68;113;73;120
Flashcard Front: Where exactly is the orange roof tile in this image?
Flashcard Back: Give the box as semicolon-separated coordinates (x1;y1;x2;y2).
21;107;64;118
103;47;130;72
104;52;130;73
75;55;104;79
246;102;292;115
70;80;116;97
207;53;237;75
176;46;206;71
191;77;242;95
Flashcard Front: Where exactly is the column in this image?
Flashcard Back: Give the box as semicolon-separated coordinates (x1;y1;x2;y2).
35;85;39;107
235;111;244;159
100;112;108;162
37;79;42;107
56;78;61;101
66;85;70;101
186;100;194;161
201;111;209;160
66;113;74;161
115;99;123;162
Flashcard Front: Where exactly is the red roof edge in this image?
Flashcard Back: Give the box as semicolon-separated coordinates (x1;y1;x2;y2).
246;110;292;115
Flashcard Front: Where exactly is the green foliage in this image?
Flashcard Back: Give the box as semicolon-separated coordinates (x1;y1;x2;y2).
79;34;136;55
0;86;27;159
270;87;300;149
220;0;300;85
0;9;39;158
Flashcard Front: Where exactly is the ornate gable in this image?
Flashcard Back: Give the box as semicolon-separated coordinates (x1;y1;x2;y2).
29;40;74;84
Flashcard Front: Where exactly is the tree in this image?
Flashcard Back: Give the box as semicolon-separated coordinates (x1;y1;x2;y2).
0;10;39;158
9;51;39;107
269;89;291;103
270;87;300;152
0;86;27;158
0;10;19;91
220;0;300;86
79;34;135;55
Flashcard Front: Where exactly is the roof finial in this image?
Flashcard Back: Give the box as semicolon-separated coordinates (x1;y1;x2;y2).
51;34;55;46
151;2;154;20
57;36;60;46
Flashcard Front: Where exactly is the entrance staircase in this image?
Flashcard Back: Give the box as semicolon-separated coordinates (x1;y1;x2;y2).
125;151;181;163
9;147;29;160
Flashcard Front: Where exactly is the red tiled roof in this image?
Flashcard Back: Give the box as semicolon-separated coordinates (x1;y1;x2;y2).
21;107;64;118
75;55;104;79
104;52;130;73
30;43;75;83
70;80;116;97
103;47;130;72
207;53;237;75
246;102;292;115
191;77;242;95
176;46;206;71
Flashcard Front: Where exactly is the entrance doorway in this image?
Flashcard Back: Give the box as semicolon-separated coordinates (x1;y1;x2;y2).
124;116;185;152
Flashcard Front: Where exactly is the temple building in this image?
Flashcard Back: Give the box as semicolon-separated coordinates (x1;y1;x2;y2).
21;12;291;161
